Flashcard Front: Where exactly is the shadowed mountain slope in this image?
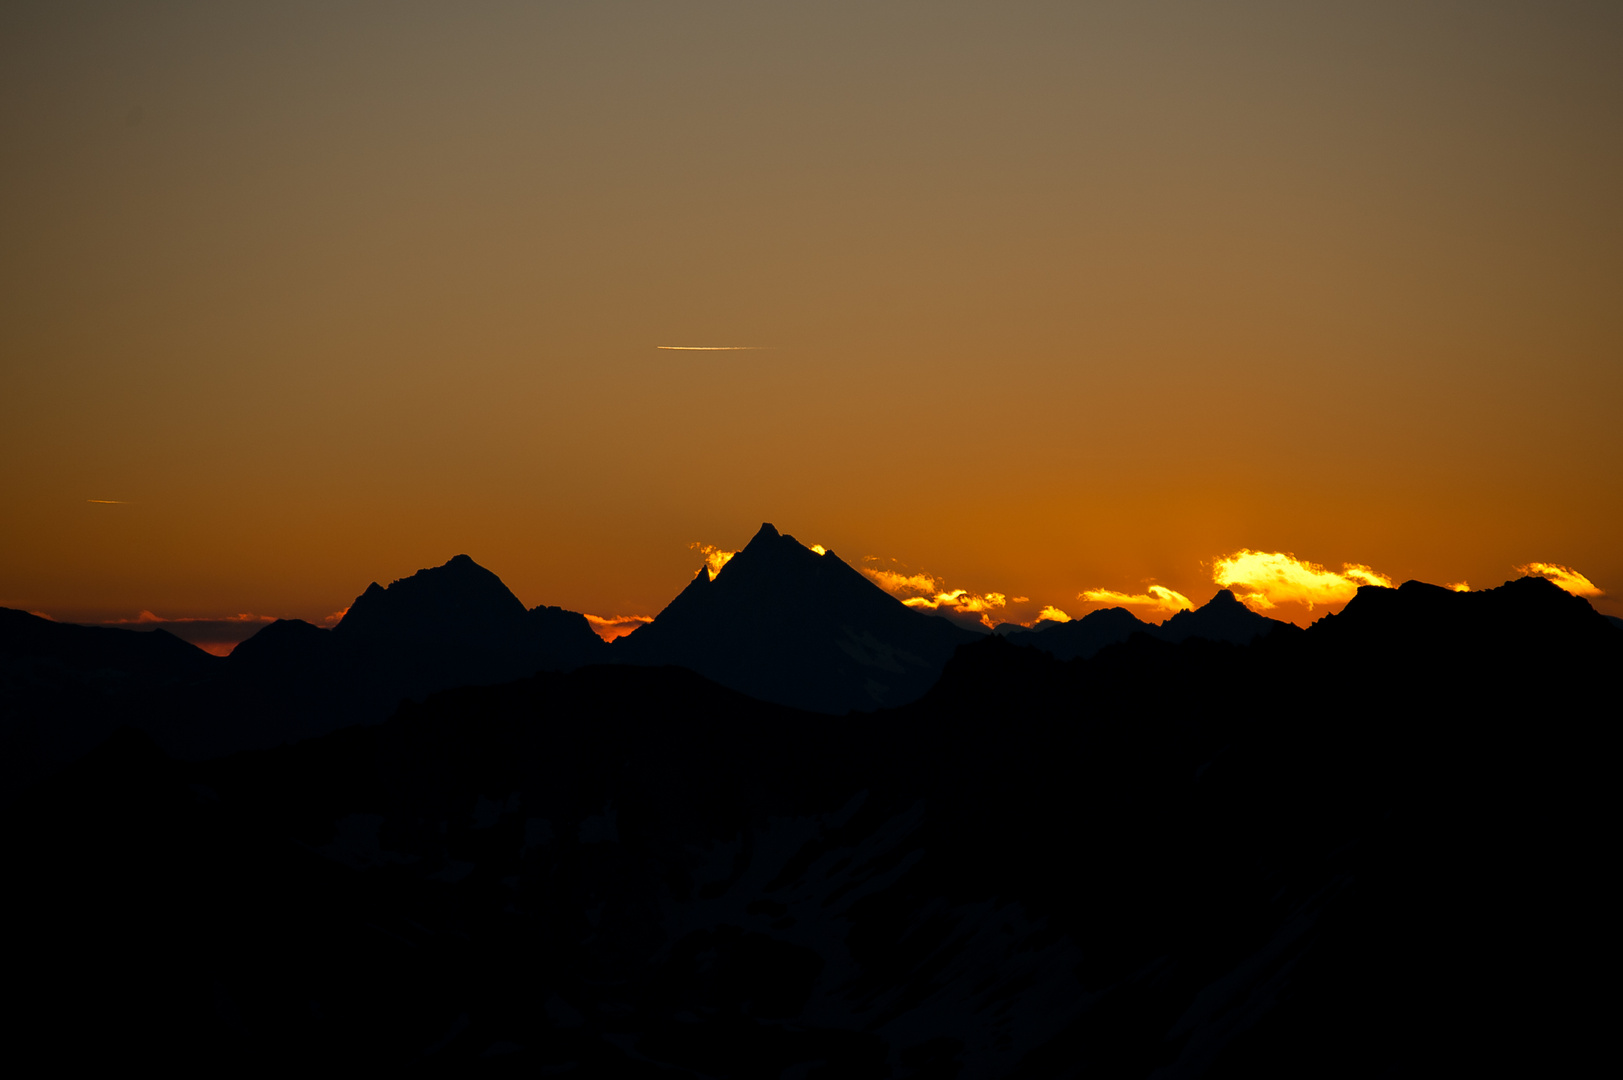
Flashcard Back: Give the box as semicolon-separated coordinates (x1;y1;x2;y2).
611;523;979;713
6;572;1615;1074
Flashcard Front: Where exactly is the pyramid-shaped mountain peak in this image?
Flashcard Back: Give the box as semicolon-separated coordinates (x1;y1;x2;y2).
614;524;976;713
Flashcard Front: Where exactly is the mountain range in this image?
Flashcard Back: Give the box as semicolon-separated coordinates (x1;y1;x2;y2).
0;526;1308;797
2;529;1619;1074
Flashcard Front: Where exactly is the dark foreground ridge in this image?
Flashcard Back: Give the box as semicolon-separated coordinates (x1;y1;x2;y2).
5;573;1618;1075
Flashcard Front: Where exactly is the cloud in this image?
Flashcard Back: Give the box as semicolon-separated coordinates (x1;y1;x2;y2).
691;543;738;581
323;607;350;626
1078;585;1193;614
656;345;770;350
1211;550;1393;611
809;544;827;556
861;565;1009;629
1514;562;1602;597
86;499;131;504
1446;581;1471;592
862;568;942;596
584;614;654;642
1036;605;1071;624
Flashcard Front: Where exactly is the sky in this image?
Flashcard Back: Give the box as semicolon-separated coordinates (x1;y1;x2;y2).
3;1;1620;646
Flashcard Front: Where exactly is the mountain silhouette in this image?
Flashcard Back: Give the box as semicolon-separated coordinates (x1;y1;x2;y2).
611;523;979;712
1154;586;1288;644
1003;605;1153;659
1004;588;1291;660
0;556;608;799
327;554;606;700
6;570;1614;1074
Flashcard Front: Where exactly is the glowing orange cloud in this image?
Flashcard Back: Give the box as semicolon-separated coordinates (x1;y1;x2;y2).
691;543;738;581
1036;605;1072;624
1446;581;1472;592
1211;550;1393;611
86;499;130;504
1078;585;1193;615
809;544;827;556
863;568;943;596
861;565;1009;628
323;607;350;626
1514;562;1602;597
584;614;654;643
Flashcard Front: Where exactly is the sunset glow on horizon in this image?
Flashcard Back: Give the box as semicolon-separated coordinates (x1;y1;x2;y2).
1;3;1617;631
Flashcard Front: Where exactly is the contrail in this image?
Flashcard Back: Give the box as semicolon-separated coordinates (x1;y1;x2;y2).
86;499;130;504
656;345;771;351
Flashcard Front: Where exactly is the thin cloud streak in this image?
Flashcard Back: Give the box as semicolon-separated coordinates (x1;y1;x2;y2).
656;345;771;351
86;499;130;504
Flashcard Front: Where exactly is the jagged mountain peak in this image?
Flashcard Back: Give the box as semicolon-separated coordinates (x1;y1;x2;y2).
332;554;529;644
614;524;976;713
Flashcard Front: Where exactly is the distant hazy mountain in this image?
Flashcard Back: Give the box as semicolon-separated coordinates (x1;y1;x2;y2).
611;523;979;713
1004;589;1291;661
9;570;1614;1073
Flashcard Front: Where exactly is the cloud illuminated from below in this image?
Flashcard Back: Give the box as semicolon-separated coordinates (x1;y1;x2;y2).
1212;550;1393;611
585;614;654;642
691;543;738;581
1078;585;1192;615
1515;562;1602;597
861;566;1008;629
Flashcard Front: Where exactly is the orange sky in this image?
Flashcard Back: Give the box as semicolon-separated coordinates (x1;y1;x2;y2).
3;2;1619;634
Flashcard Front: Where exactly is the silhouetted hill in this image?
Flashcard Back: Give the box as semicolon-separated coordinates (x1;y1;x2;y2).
335;553;530;648
0;607;226;797
1004;605;1152;659
1154;587;1288;644
6;572;1614;1074
330;554;606;698
1004;590;1291;661
0;557;607;799
611;523;979;712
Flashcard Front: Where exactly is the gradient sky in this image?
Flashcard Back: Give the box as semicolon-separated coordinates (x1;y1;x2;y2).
4;1;1620;635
